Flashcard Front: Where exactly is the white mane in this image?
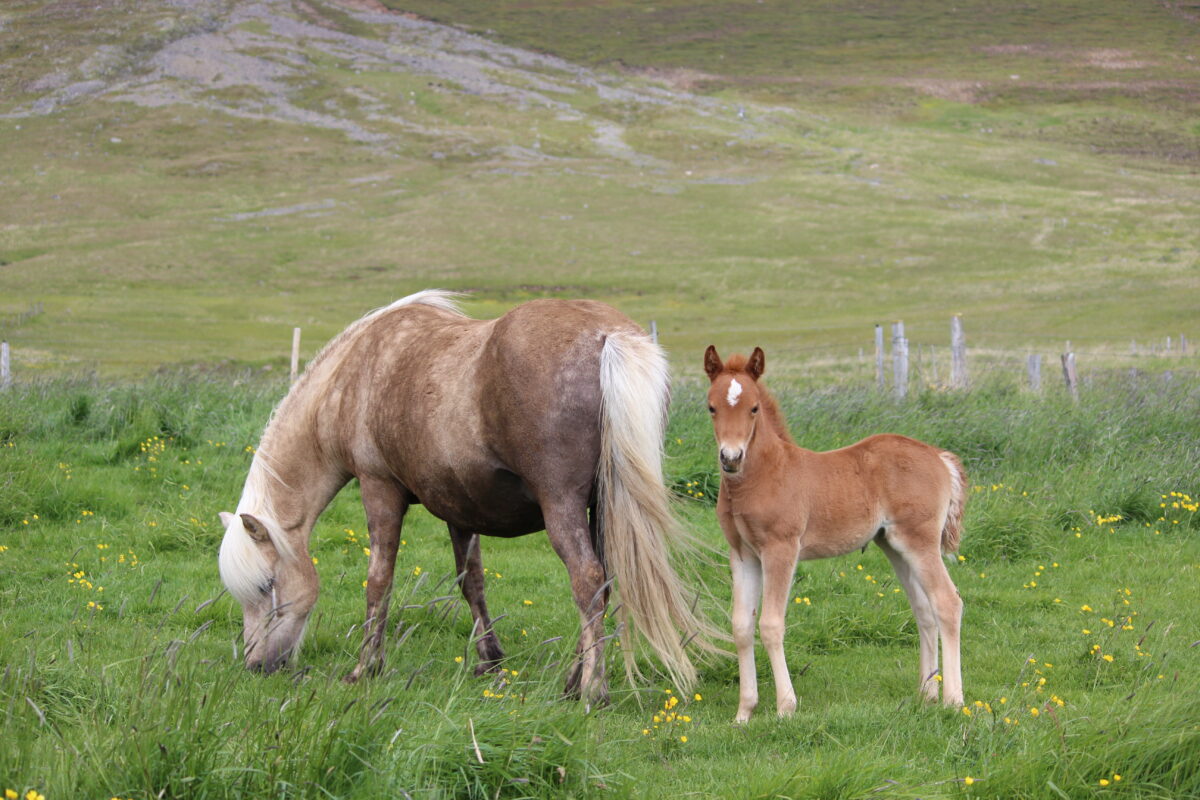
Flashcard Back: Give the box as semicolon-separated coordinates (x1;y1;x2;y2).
220;290;466;607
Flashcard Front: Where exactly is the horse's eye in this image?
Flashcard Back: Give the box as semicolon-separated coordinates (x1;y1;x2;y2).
707;405;716;414
751;405;759;414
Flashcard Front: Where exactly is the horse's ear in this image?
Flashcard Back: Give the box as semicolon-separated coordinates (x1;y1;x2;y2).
219;511;235;529
240;513;271;543
703;345;723;381
747;347;765;380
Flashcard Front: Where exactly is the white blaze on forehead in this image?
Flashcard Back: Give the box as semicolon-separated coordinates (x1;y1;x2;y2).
727;378;743;407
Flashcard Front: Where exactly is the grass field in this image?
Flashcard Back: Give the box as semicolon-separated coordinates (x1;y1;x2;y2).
1;373;1198;799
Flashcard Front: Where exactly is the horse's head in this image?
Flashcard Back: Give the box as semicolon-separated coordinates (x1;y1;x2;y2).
703;345;766;477
218;511;318;674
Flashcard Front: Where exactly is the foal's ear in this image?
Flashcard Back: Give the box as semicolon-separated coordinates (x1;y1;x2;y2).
219;511;235;529
240;513;271;543
703;345;723;381
747;347;766;380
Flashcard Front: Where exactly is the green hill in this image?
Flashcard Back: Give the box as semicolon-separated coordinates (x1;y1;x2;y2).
1;0;1196;376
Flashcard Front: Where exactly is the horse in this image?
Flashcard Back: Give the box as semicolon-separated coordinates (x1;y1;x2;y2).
702;346;967;721
217;290;717;705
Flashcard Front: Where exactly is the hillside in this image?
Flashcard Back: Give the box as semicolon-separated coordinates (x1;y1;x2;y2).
0;0;1197;376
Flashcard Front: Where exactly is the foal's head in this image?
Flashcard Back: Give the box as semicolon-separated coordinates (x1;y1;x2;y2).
218;511;318;674
703;345;767;477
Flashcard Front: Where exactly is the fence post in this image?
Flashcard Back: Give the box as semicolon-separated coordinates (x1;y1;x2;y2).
290;327;302;384
1;341;10;392
1182;334;1189;355
1060;351;1079;401
874;324;884;391
1027;354;1041;392
649;320;658;345
950;314;968;389
892;321;908;400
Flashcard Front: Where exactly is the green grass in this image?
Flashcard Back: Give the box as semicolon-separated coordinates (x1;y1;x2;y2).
2;373;1198;798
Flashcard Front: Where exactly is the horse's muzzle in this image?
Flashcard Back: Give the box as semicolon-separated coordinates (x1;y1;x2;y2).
719;447;744;474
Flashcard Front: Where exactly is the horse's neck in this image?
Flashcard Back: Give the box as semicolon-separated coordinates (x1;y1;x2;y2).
245;422;347;539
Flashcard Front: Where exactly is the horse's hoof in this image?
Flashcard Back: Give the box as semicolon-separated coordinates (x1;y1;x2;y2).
474;661;502;677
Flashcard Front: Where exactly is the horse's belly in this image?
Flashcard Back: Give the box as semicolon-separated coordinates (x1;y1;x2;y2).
412;466;547;536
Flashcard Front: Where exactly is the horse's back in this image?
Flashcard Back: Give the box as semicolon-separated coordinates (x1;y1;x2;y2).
477;299;650;500
314;297;650;532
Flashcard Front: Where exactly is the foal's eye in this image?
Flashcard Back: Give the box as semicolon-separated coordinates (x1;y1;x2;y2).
751;405;759;414
707;405;716;414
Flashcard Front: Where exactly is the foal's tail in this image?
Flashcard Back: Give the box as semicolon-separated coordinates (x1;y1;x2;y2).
939;450;968;554
596;330;723;693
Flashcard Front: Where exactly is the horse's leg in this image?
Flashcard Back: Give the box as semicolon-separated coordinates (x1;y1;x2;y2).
887;525;964;707
564;504;611;698
543;501;609;709
448;525;505;675
345;476;409;683
759;538;802;717
876;536;941;703
729;546;763;723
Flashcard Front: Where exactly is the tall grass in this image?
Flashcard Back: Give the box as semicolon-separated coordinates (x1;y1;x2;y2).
2;373;1198;798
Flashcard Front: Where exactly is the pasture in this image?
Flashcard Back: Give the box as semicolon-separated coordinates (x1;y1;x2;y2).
2;371;1198;799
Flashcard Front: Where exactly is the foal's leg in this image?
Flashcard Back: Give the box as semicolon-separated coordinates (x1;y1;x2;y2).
346;476;409;683
876;536;941;703
759;538;802;717
887;526;964;707
448;525;505;675
729;546;763;723
542;500;609;709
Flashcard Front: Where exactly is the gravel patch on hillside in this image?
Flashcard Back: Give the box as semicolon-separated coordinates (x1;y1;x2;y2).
5;0;759;165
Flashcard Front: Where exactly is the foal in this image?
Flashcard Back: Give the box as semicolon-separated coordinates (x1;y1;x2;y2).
704;346;967;721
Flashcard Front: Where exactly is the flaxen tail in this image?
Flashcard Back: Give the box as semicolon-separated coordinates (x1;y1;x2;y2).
939;450;967;554
596;330;723;692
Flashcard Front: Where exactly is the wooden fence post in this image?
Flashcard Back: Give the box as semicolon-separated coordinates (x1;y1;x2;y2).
950;314;968;389
892;321;908;400
1;341;10;392
1027;354;1041;392
874;324;884;391
290;327;301;384
1061;351;1079;401
649;320;658;345
1181;334;1188;355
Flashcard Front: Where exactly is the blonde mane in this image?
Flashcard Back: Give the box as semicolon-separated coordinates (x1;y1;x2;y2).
222;290;467;604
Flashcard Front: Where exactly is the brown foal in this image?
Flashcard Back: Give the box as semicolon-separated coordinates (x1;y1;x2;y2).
704;346;967;722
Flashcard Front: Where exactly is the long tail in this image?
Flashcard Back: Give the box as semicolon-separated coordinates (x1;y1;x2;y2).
939;450;967;554
596;330;722;692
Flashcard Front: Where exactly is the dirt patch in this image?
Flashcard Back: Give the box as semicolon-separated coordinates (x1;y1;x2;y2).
629;66;726;92
1084;49;1150;70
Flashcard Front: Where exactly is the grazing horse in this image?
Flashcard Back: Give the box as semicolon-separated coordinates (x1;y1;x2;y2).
703;346;967;721
217;290;715;704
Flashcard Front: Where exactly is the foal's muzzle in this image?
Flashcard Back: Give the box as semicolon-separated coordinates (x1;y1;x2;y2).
719;447;744;474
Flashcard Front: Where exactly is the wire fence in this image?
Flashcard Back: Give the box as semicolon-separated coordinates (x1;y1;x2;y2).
2;311;1195;398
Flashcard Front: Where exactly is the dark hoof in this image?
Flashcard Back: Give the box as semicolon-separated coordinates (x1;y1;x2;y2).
474;660;503;677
